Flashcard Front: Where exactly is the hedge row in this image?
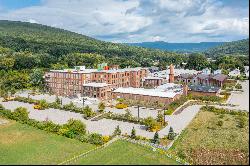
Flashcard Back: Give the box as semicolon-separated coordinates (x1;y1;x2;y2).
0;104;107;145
13;96;96;119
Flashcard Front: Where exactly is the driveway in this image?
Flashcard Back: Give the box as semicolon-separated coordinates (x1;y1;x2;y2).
227;80;249;111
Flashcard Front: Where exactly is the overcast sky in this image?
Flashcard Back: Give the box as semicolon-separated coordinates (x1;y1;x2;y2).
0;0;249;43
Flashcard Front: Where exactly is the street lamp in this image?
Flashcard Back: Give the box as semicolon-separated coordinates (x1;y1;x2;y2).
82;97;87;107
137;105;140;121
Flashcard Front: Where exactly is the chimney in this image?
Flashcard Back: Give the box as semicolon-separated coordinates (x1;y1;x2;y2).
169;64;174;83
183;83;188;96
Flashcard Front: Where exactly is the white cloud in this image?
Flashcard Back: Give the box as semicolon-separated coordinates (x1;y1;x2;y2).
0;0;248;42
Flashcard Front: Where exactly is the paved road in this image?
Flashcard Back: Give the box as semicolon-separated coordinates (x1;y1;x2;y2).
160;105;202;136
227;80;249;111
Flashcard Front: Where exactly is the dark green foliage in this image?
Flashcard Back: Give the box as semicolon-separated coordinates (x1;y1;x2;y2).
88;133;104;145
201;105;248;117
131;127;136;139
63;119;86;136
205;39;249;57
12;107;29;122
152;131;160;144
113;125;122;136
98;102;105;112
83;105;95;118
185;53;209;71
0;20;186;70
217;120;223;127
167;126;176;140
0;105;103;145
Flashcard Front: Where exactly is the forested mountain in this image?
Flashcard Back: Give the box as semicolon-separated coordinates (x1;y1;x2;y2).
125;41;225;53
205;38;249;57
0;20;186;69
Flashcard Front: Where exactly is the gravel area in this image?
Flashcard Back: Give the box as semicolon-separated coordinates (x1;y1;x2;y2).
16;91;161;119
106;106;160;119
0;98;202;138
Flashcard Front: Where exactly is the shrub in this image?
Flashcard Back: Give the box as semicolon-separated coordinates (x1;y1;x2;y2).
63;102;76;111
49;102;61;109
143;117;158;131
217;120;223;126
55;96;61;105
98;102;105;112
115;103;128;109
88;133;104;145
63;119;86;136
102;136;110;143
113;125;122;136
83;105;95;118
157;113;164;124
235;83;242;89
237;116;247;128
0;104;4;110
124;109;132;120
167;126;176;140
12;107;29;122
164;109;174;115
152;131;160;144
131;127;136;139
38;99;49;110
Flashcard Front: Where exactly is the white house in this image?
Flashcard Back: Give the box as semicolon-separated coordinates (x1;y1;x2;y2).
228;68;241;77
202;68;211;75
213;69;222;75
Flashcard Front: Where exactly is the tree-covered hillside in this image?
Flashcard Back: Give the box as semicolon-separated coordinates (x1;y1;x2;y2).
0;20;186;69
125;41;225;53
205;39;249;57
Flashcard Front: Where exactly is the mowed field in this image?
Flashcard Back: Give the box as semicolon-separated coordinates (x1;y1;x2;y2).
0;116;178;165
73;140;179;165
169;110;249;165
0;117;96;165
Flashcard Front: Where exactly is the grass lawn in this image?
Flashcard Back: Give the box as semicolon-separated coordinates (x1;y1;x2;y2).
169;110;249;165
0;117;96;165
72;140;179;165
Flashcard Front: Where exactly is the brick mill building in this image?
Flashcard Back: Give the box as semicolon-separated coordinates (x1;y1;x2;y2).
45;65;148;97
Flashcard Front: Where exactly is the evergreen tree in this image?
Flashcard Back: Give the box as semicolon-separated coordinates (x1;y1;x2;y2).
167;126;176;140
113;125;122;136
131;127;136;139
152;131;160;144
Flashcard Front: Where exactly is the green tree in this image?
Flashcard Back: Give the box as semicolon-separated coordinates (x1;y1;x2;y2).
131;127;136;139
83;105;95;117
167;126;176;140
30;69;45;88
152;131;160;144
0;57;15;70
98;102;105;113
156;113;164;124
113;125;122;136
88;133;104;145
185;53;208;71
143;117;157;131
38;99;49;109
64;119;86;135
124;109;132;120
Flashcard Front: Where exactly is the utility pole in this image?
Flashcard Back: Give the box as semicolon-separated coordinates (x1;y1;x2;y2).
82;97;86;107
